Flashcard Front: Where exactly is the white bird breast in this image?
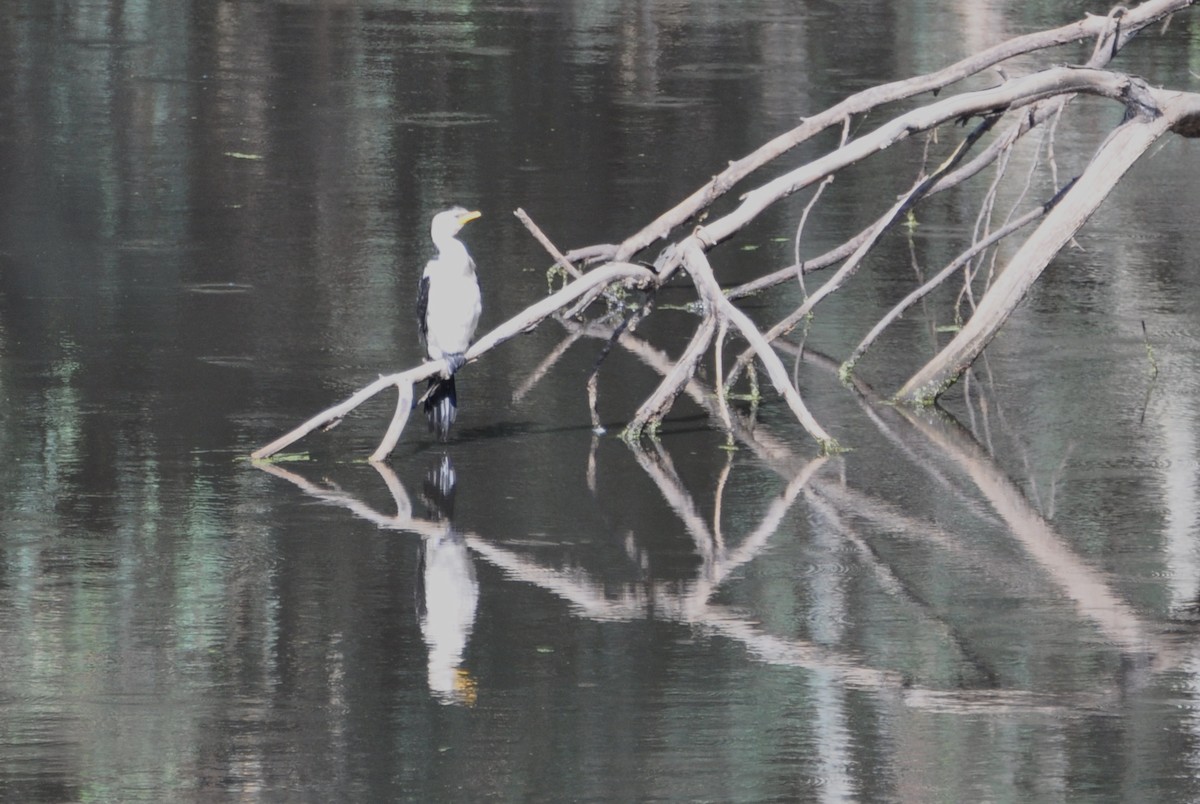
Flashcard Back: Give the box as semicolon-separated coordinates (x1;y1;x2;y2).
424;264;482;359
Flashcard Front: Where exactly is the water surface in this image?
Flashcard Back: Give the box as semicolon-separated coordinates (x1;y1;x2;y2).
2;1;1200;801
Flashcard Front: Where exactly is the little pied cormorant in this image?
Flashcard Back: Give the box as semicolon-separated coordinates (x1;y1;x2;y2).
417;207;482;439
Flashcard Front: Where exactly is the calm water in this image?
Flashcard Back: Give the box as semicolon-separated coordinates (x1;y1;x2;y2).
3;1;1200;801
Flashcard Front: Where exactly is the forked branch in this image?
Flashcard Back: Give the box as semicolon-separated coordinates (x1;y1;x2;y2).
254;1;1200;461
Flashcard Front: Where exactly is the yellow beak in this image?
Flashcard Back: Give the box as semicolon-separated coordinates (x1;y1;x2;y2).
458;210;482;226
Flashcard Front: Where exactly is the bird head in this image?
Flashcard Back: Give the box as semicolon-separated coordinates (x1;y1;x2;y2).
431;207;482;241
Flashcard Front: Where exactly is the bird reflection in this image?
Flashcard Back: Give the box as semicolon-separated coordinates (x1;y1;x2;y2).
252;454;479;706
416;456;479;706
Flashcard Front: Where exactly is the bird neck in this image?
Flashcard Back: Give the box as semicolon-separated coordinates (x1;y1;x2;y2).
434;236;472;271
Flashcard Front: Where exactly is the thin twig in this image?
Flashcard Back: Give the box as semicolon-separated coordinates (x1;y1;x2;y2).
843;200;1052;375
515;207;583;279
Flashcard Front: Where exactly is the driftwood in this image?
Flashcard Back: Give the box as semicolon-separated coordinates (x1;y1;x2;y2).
254;0;1200;461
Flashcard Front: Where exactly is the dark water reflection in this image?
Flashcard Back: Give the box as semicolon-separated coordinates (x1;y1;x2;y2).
4;0;1200;800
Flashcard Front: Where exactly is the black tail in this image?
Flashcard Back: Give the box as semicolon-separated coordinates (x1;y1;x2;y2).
423;376;457;440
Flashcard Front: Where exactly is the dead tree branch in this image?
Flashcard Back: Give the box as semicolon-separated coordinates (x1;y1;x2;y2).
897;88;1200;404
611;0;1192;261
254;1;1200;460
252;260;654;460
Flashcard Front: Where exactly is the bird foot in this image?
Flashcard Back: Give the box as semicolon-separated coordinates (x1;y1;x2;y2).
444;353;467;375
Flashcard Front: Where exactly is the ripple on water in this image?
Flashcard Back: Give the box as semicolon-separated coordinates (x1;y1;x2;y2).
197;355;257;369
800;560;861;577
1069;455;1179;478
672;62;767;80
613;95;705;110
185;283;254;294
393;111;495;128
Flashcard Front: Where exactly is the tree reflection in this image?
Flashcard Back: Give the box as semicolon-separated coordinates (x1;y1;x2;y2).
248;316;1200;801
254;359;1186;715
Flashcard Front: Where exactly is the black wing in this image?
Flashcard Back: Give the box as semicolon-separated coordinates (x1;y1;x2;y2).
416;274;430;347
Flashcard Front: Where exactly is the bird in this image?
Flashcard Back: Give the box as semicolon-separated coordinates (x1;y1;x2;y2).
416;206;482;439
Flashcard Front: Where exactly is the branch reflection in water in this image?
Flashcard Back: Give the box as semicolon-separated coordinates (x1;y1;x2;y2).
795;345;1188;684
256;443;915;697
250;427;1119;719
518;315;1190;708
256;309;1191;719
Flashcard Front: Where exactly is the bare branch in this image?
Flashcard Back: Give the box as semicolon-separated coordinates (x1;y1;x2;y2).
726;97;1064;302
693;68;1152;250
253;261;655;459
897;91;1198;404
370;382;415;462
514;207;583;280
612;0;1193;261
679;239;838;452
